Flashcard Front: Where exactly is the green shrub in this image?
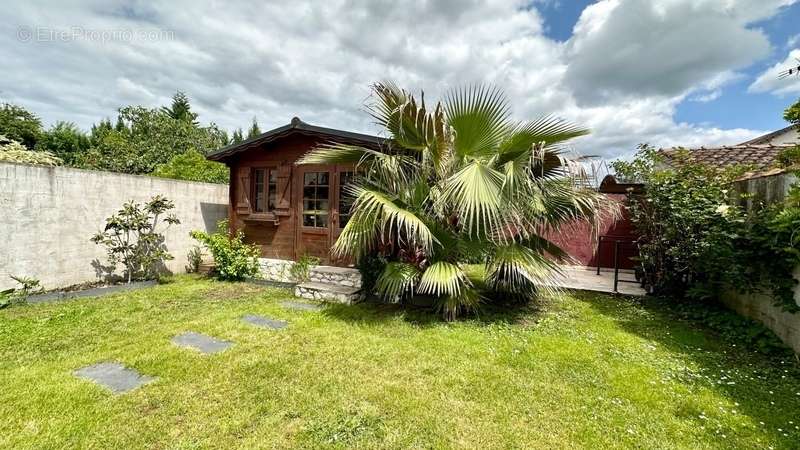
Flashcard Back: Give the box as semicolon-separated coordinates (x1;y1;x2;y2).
186;245;203;273
0;134;62;166
289;254;320;282
357;253;387;295
152;148;229;184
191;220;260;281
91;196;180;283
612;145;746;299
0;275;43;309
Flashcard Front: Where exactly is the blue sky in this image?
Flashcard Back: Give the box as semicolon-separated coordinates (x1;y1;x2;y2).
2;0;800;159
539;0;800;132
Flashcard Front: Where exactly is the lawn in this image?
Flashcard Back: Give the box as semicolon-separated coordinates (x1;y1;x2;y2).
1;276;799;449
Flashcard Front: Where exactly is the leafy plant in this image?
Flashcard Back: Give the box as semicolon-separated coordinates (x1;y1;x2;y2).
612;145;746;299
152;148;229;183
190;220;260;281
298;82;611;320
91;196;180;283
289;254;320;282
0;134;62;166
0;275;44;309
186;245;203;273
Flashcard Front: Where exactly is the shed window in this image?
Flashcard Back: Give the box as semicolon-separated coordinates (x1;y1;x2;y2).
302;171;329;228
252;168;276;213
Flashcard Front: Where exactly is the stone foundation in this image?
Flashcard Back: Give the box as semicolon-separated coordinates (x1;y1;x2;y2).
309;266;362;288
258;258;296;283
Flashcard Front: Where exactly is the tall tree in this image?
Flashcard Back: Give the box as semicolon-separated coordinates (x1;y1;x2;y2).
35;121;90;165
783;97;800;124
299;82;610;320
161;91;198;124
0;103;42;149
231;128;244;144
247;117;261;139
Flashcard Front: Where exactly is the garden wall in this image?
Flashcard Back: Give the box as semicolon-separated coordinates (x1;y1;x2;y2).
0;162;228;290
725;170;800;353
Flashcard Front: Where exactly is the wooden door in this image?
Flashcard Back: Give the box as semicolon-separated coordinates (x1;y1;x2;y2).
295;166;333;262
330;166;356;265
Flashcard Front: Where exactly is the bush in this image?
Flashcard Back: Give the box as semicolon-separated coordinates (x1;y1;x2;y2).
289;254;320;282
152;148;229;184
0;275;43;309
191;220;260;281
0;134;62;166
91;196;180;283
186;246;203;273
612;145;746;299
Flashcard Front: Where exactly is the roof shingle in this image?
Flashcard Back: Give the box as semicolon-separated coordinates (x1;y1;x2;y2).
658;144;795;171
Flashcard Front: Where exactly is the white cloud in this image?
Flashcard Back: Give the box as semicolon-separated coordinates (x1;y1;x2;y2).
749;49;800;95
0;0;790;159
564;0;788;103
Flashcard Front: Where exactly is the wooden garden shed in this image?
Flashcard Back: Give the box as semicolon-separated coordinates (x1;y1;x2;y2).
207;117;385;264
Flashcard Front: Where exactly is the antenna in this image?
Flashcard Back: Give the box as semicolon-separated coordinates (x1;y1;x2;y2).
778;58;800;79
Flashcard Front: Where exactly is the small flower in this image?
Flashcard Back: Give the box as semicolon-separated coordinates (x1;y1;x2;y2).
715;204;731;216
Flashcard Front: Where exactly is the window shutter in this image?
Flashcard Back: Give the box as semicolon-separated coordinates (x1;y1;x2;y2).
276;164;291;211
236;166;251;215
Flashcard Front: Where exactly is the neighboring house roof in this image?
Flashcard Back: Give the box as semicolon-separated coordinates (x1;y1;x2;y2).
658;144;796;171
207;117;387;162
738;124;799;146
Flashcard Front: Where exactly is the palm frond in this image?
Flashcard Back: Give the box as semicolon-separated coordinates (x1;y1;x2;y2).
296;143;376;165
370;82;452;174
442;161;508;238
333;185;438;258
486;243;562;297
417;261;471;297
375;262;421;300
444;84;511;159
436;287;482;321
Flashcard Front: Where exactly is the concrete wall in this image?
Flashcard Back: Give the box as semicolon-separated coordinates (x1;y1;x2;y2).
720;288;800;354
726;171;800;353
0;162;229;290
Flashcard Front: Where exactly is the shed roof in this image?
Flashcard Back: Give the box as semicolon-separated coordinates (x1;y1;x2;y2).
207;117;387;162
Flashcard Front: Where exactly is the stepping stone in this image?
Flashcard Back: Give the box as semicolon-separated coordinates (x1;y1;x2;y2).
74;362;155;394
172;332;232;354
242;314;288;329
280;300;323;311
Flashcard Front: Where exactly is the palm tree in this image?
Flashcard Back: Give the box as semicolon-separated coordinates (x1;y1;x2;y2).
299;82;613;320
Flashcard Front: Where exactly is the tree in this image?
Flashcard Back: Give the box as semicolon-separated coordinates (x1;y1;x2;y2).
247;117;261;139
161;91;198;124
0;103;42;149
783;97;800;124
80;106;229;174
299;82;609;320
152;148;229;183
35;121;90;165
231;128;244;144
91;196;180;283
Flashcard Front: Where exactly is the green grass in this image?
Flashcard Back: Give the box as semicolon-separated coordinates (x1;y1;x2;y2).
1;275;799;449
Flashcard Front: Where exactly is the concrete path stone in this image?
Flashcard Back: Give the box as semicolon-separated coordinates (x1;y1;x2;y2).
172;332;232;354
280;300;323;311
74;362;155;394
242;314;288;329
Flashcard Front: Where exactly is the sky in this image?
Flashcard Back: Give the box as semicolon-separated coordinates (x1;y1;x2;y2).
2;0;800;161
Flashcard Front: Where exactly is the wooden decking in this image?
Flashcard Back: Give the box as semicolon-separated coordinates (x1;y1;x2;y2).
550;265;646;296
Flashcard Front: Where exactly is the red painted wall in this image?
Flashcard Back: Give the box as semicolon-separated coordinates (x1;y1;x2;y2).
544;194;639;269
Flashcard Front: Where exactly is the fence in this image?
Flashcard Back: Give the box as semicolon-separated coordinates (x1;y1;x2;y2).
0;162;228;290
